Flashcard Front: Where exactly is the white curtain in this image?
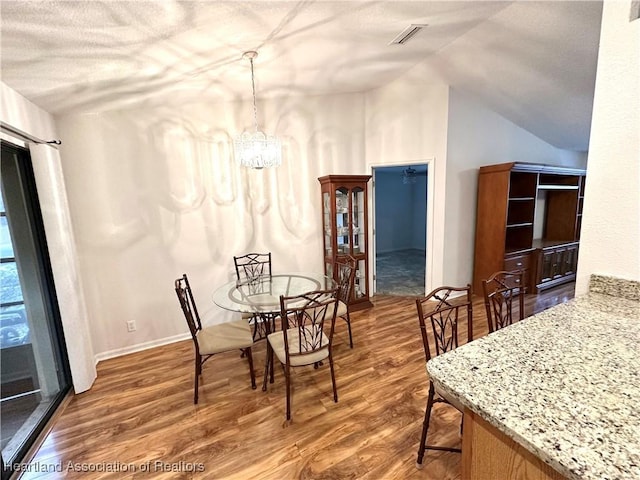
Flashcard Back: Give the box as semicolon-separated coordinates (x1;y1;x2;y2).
29;144;96;393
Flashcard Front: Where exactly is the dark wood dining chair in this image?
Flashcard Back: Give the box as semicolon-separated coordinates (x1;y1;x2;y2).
415;284;473;469
263;288;339;421
482;270;525;333
234;252;272;283
175;274;256;404
233;252;274;340
335;256;356;348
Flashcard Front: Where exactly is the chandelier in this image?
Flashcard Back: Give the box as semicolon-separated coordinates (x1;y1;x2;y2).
402;167;417;184
233;51;282;169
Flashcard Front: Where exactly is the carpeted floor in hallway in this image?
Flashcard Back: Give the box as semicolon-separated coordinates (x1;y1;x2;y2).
375;248;425;296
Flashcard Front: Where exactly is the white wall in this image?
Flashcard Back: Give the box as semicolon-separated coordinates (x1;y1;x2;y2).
576;1;640;293
56;92;367;357
0;83;96;393
444;88;588;288
365;63;450;290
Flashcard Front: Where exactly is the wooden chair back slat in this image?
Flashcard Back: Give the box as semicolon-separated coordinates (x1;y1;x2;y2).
335;256;356;304
234;252;272;284
482;270;525;333
175;274;202;339
416;285;473;362
280;289;339;358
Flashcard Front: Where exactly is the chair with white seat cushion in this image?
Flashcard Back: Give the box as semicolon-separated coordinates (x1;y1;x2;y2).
262;288;339;421
175;274;256;404
334;256;356;348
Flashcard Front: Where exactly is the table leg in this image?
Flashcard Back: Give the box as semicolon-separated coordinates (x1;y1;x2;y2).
260;312;278;391
251;312;278;341
262;341;272;391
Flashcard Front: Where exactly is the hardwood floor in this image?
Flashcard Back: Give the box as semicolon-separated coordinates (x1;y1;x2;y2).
19;284;575;480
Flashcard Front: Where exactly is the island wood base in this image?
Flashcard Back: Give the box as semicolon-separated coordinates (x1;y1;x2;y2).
461;409;569;480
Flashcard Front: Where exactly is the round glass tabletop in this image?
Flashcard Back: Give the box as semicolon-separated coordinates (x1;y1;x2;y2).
212;273;336;314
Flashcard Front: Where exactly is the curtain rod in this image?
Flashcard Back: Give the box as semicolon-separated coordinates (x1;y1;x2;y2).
0;122;62;147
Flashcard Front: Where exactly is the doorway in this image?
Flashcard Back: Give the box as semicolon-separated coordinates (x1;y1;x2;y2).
372;164;428;296
1;141;71;478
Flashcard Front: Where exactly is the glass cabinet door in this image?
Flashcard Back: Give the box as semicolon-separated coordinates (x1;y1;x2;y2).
336;187;349;255
322;192;332;258
354;258;367;299
351;187;365;255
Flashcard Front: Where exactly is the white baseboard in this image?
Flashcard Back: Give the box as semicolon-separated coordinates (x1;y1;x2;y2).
94;332;191;364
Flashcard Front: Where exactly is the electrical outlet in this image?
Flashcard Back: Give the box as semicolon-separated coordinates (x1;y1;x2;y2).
126;320;136;332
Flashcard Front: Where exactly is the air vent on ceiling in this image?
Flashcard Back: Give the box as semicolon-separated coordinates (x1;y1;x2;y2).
389;24;428;45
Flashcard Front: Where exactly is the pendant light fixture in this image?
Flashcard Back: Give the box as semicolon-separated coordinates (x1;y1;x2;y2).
233;51;282;169
402;167;417;184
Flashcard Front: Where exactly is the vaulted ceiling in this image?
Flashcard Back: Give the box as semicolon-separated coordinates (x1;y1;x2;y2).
0;1;602;150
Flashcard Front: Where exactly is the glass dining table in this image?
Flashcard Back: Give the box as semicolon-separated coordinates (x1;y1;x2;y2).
213;272;337;390
212;272;336;339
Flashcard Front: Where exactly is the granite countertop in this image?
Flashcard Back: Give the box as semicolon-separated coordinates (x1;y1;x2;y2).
427;283;640;480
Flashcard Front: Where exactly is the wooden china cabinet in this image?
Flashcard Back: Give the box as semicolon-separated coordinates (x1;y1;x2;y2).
318;175;373;310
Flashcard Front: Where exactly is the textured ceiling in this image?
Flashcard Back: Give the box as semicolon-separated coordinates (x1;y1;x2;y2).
0;1;602;150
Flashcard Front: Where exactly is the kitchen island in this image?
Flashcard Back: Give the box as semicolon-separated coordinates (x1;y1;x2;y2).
427;275;640;480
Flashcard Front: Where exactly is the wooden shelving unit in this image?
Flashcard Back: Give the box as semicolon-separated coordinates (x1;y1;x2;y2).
472;162;586;293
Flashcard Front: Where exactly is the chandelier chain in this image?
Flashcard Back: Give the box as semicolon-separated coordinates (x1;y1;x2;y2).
250;57;259;133
233;50;282;169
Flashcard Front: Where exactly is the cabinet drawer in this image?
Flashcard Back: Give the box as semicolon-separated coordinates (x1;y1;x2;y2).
503;254;531;272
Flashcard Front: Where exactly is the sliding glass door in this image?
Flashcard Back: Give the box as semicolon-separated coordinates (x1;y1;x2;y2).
1;141;71;478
